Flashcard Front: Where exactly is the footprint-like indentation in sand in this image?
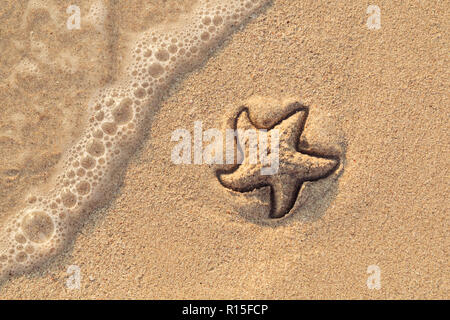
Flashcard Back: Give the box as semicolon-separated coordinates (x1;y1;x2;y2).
217;96;344;219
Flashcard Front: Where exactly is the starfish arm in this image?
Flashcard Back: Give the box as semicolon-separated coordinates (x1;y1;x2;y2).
269;175;301;218
274;110;307;148
284;151;339;181
218;164;267;192
235;109;254;130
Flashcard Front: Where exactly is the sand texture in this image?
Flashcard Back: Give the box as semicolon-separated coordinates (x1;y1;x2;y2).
0;0;448;299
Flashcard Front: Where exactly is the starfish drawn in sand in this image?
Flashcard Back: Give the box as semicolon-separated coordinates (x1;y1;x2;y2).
217;104;340;219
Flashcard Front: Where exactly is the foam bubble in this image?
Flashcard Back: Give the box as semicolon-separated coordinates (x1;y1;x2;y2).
155;49;170;62
21;211;54;243
102;122;118;135
148;63;165;78
87;139;105;157
76;181;91;196
61;190;77;208
113;99;133;124
81;156;96;169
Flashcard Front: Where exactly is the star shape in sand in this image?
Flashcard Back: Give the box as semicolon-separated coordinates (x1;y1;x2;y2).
217;107;339;219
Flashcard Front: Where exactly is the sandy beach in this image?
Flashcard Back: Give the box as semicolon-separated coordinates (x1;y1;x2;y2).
0;0;448;299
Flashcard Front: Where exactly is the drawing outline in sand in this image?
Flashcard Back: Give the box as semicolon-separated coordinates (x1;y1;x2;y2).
217;101;341;219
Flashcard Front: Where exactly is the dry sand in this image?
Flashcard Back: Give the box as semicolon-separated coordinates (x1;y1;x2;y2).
0;0;448;299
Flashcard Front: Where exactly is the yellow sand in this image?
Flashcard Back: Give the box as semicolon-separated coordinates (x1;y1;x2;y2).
0;0;448;299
